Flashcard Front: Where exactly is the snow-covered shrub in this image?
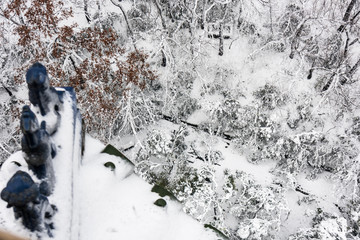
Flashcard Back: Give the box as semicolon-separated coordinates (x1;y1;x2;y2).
211;99;251;139
0;97;22;164
168;126;189;157
128;3;153;33
219;170;288;239
279;4;305;37
208;97;280;163
108;88;160;139
238;19;257;36
135;126;190;186
165;91;200;121
200;67;240;98
286;103;313;129
271;170;298;190
135;129;169;183
180;165;218;220
343;199;360;238
162;71;200;120
333;137;360;238
289;209;348;240
177;98;201;120
347;117;360;142
140;130;169;159
204;150;224;165
253;84;287;110
177;71;195;90
269;132;352;175
212;98;279;144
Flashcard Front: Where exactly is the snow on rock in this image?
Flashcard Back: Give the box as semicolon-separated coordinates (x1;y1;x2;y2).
78;136;218;240
0;131;218;240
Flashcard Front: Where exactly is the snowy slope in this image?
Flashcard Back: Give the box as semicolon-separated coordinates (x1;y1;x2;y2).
0;135;218;240
78;136;218;240
115;118;342;240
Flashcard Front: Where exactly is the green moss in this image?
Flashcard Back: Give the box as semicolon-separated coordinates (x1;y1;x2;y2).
151;185;177;201
101;144;134;166
104;162;116;171
154;198;167;207
204;224;229;239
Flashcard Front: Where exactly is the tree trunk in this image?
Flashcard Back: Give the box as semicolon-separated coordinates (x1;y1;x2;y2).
338;0;357;32
153;0;167;30
83;0;91;24
1;83;13;96
110;0;138;53
269;0;274;36
341;58;360;85
161;49;166;67
200;0;206;30
219;23;224;56
289;18;308;59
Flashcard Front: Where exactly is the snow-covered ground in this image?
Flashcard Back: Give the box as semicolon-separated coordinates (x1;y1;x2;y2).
78;136;217;240
114;118;343;240
1;0;359;239
0;90;218;240
0;118;341;240
0;135;219;240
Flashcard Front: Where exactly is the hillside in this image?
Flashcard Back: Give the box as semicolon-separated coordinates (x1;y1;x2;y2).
1;0;360;239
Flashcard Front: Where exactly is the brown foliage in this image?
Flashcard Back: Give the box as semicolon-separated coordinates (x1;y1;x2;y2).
2;0;156;140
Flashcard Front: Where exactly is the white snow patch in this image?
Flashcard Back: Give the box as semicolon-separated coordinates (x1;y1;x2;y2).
78;151;217;240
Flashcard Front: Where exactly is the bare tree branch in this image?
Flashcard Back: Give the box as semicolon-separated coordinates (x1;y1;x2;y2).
110;0;138;53
0;12;21;26
338;0;357;32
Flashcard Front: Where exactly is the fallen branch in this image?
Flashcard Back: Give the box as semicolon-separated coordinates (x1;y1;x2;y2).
1;83;13;97
295;185;310;195
161;114;233;141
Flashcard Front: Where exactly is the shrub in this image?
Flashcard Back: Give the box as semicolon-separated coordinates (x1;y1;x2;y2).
289;209;348;240
1;0;157;141
253;84;287;110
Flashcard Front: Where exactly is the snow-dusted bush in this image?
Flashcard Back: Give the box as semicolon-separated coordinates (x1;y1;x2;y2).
219;170;288;239
163;71;200;120
238;19;258;36
253;84;287;111
211;99;252;139
0;0;157;143
179;165;217;219
279;4;305;38
207;96;282;164
268;132;357;176
289;209;348;240
128;3;153;33
343;199;360;238
105;87;160;140
135;126;190;185
0;97;21;164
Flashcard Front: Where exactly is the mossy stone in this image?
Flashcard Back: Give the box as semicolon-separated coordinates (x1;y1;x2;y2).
151;185;177;200
154;198;167;207
104;162;116;171
101;144;134;166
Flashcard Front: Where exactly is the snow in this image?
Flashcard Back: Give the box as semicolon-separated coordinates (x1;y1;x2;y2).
129;116;342;240
48;89;81;240
0;145;218;240
78;151;217;240
2;1;359;239
214;141;276;186
0;89;10;103
0;100;217;240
